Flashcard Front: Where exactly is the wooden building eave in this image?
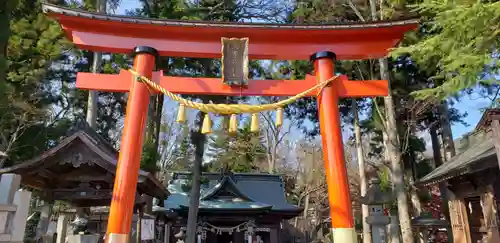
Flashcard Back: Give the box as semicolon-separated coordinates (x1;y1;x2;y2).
0;127;169;200
417;136;497;187
475;108;500;132
171;206;302;219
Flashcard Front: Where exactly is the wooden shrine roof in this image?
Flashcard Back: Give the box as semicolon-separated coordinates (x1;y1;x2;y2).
417;135;496;186
418;109;500;186
42;4;419;60
159;172;302;219
475;108;500;132
0;124;169;205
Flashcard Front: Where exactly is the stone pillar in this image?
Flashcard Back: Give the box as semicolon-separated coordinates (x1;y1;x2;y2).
367;205;388;243
11;190;32;243
233;230;245;243
136;208;143;243
67;234;100;243
270;228;279;243
360;179;393;243
245;220;255;243
196;223;206;243
387;215;400;243
0;174;20;202
37;200;54;238
56;214;70;243
0;173;21;236
164;223;171;243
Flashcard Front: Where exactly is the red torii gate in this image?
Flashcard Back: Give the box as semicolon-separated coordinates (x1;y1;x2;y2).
42;4;417;243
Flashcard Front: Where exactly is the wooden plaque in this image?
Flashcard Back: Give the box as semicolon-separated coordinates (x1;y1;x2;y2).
221;37;249;86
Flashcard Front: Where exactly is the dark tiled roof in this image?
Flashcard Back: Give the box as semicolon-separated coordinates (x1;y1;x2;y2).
417;135;497;186
163;172;301;212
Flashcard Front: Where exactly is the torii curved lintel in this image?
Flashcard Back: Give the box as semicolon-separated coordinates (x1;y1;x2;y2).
42;4;418;60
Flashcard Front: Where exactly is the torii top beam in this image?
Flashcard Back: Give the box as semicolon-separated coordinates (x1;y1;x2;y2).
42;4;418;61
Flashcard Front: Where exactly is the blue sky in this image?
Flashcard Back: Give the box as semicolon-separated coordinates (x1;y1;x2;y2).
116;0;140;14
115;1;494;141
450;93;492;138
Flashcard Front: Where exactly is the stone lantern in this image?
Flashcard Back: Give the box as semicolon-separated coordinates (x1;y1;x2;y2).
411;214;449;243
360;178;393;243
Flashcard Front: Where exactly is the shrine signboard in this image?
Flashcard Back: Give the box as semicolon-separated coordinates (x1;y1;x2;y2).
221;37;249;86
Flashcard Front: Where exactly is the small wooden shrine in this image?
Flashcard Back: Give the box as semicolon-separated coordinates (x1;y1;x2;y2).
157;172;303;243
418;108;500;243
0;123;168;239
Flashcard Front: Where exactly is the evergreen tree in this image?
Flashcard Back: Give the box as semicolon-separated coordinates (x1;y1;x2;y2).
394;0;500;99
0;0;70;167
206;120;267;172
1;0;134;168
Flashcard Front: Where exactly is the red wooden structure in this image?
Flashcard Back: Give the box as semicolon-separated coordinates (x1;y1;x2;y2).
42;4;418;243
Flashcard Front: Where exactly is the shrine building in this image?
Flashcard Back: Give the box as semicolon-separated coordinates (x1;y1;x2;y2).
157;172;303;243
0;123;168;242
417;108;500;243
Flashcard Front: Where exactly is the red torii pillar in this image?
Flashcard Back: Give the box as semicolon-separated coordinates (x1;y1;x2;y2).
312;51;356;242
89;47;379;243
105;47;158;243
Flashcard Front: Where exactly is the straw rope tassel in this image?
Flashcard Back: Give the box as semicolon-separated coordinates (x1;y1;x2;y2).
229;114;238;134
176;104;187;123
276;108;283;127
250;113;259;132
201;114;212;134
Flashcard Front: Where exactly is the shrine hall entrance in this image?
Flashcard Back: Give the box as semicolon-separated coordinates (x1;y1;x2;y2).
464;196;485;243
216;232;233;243
209;231;268;243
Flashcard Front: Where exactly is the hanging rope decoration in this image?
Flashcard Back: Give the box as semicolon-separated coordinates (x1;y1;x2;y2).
128;69;339;134
181;220;268;236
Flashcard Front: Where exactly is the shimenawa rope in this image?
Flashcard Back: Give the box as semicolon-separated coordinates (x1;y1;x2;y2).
128;69;338;115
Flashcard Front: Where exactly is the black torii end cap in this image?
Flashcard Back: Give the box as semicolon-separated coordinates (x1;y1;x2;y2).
310;51;337;63
132;46;159;60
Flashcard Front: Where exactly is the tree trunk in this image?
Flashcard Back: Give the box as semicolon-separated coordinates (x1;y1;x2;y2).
154;95;164;153
0;0;15;88
367;0;413;240
439;101;456;160
147;96;157;142
433;103;456;243
186;112;206;243
86;0;106;128
380;80;400;243
379;58;414;243
407;120;424;243
269;131;278;174
366;0;413;240
430;127;442;168
80;0;106;232
408;169;424;243
352;100;372;243
186;60;213;243
263;109;280;174
303;193;310;231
